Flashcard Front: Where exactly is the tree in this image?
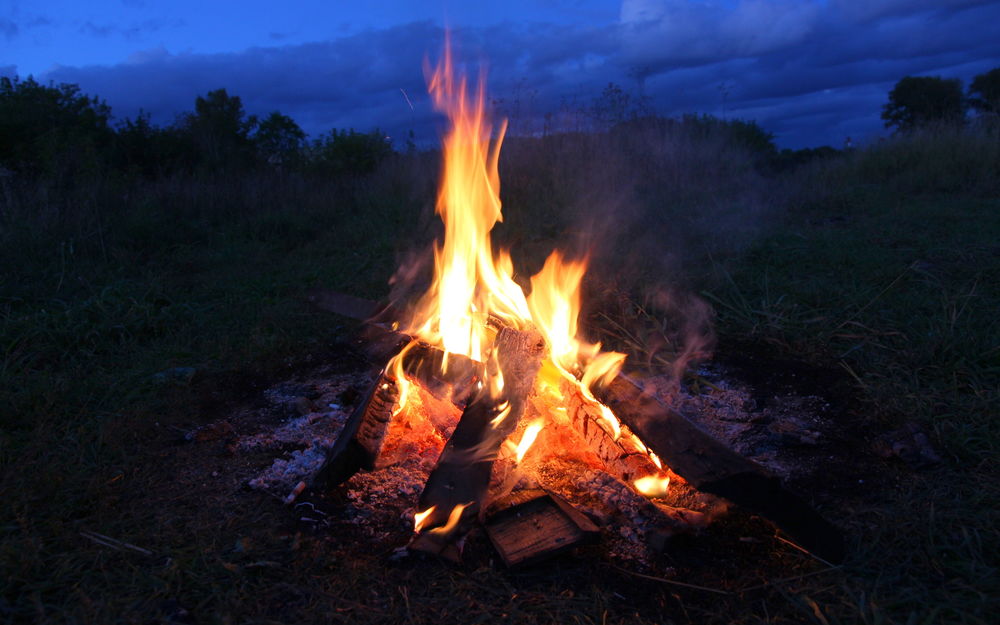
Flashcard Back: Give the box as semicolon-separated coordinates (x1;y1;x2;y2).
180;88;257;170
969;67;1000;116
0;76;112;178
309;128;392;176
253;112;306;166
881;76;965;131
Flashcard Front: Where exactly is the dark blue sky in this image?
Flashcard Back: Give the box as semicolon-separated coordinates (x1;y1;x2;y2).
3;1;999;149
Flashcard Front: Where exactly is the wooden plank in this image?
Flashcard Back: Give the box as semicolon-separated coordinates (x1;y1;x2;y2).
414;324;546;548
484;491;598;567
594;373;846;563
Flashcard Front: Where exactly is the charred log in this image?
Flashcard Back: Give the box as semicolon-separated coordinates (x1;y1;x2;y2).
312;370;398;489
576;470;707;551
594;373;846;563
413;324;546;550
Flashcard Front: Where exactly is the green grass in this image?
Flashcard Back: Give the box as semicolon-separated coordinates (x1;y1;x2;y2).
700;191;1000;623
2;128;999;623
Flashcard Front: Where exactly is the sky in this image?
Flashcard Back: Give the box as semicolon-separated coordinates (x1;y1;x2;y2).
2;1;1000;149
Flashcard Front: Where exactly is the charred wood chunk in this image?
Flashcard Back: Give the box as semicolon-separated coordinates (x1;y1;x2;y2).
594;373;846;563
397;341;481;405
576;470;704;552
353;379;398;468
314;370;398;490
415;324;546;549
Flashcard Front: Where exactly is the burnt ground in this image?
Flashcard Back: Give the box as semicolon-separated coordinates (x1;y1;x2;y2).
127;337;935;624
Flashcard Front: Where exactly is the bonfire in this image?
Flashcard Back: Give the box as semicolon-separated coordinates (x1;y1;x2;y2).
306;40;843;566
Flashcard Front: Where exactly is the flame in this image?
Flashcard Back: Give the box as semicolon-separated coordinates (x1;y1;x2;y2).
514;419;545;463
489;400;512;428
634;475;671;497
406;39;528;367
391;38;671;501
414;506;435;532
428;503;471;536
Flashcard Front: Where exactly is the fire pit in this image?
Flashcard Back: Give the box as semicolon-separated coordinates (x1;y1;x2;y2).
238;42;844;568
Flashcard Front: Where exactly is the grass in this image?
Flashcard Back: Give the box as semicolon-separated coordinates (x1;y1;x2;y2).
2;124;999;623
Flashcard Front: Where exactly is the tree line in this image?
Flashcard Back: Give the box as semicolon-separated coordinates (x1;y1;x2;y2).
882;67;1000;131
0;77;393;184
1;66;997;186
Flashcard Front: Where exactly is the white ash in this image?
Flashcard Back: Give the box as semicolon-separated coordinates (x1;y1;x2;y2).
237;409;347;452
340;460;431;537
236;373;370;497
247;442;328;494
645;366;833;480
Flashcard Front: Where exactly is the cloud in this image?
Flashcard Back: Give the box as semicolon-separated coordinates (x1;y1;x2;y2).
34;3;1000;150
79;17;180;40
620;0;823;67
44;21;620;143
829;0;997;23
0;18;18;41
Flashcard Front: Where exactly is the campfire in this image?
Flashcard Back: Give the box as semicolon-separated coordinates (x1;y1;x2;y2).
304;42;843;566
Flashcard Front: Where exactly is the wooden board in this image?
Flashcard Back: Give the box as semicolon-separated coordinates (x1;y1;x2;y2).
485;491;598;567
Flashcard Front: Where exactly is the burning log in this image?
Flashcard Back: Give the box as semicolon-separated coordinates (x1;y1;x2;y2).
576;470;707;551
313;339;482;491
411;323;546;553
594;373;846;563
561;381;666;489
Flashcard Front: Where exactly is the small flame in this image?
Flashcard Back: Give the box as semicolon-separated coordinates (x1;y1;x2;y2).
598;404;622;440
649;452;663;470
634;475;671;497
386;342;418;416
489;400;512;428
428;503;471;536
414;506;435;532
514;419;545;463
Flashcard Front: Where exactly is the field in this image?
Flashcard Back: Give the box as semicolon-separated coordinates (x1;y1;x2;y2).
2;122;998;624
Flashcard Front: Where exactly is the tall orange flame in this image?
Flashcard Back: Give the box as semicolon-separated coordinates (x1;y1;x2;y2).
391;37;669;499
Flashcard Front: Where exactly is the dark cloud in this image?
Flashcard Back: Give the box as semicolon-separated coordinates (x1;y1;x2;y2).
36;3;1000;150
1;18;18;41
79;18;180;41
619;0;1000;146
829;0;997;23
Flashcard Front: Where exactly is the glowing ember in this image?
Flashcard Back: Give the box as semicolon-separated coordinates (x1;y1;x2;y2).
634;475;671;497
